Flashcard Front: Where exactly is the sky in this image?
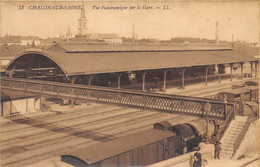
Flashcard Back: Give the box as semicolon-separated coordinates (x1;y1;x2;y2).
0;1;259;43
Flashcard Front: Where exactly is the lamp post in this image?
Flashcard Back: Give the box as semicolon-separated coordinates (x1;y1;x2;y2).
204;102;211;143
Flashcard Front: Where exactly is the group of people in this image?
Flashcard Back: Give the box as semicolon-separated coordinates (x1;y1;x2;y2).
190;141;222;167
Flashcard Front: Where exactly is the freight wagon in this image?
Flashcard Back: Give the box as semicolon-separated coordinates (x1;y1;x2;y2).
61;120;216;167
61;129;182;167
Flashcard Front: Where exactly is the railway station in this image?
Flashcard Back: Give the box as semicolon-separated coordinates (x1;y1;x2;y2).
1;1;260;167
3;43;258;90
1;40;259;167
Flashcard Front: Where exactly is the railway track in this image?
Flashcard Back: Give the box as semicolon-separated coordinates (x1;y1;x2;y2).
1;106;130;141
1;108;153;148
2;77;256;167
1;103;197;167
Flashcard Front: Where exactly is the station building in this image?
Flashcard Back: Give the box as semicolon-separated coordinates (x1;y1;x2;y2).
1;89;40;116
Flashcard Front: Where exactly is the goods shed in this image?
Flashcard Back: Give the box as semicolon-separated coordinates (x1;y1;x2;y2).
1;89;40;116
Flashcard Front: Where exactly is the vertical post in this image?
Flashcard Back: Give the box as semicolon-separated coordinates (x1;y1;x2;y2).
71;76;76;84
224;95;228;119
10;79;12;90
1;102;4;116
40;96;43;111
163;69;167;92
250;62;253;78
163;138;166;160
240;62;244;79
142;71;147;91
117;73;122;89
181;67;186;89
57;86;60;96
88;75;93;85
205;66;209;86
24;80;27;92
10;100;12;115
26;99;28;113
40;83;43;94
9;68;14;78
255;62;258;77
217;64;221;84
70;76;77;107
230;63;233;81
204;102;211;143
143;95;146;110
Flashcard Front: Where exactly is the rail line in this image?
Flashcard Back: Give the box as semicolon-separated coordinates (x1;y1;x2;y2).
1;105;123;134
1;111;193;167
1;109;171;149
1;108;144;145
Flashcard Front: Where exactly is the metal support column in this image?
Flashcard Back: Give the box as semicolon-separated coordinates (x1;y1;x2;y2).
142;71;147;91
117;73;123;89
88;75;93;85
204;102;211;143
240;62;244;79
9;68;15;78
181;68;186;89
205;66;209;86
70;76;76;84
230;63;234;81
70;76;77;107
217;65;221;84
250;62;253;78
163;69;167;92
255;62;258;77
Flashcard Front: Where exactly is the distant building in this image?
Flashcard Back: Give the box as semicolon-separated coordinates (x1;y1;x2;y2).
20;36;41;46
0;35;41;46
70;4;122;45
0;35;21;45
0;44;25;70
66;27;73;40
89;33;122;45
41;37;66;46
78;3;88;35
69;35;88;43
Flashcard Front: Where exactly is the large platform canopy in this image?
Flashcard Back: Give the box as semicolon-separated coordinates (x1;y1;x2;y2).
47;42;233;53
4;44;258;77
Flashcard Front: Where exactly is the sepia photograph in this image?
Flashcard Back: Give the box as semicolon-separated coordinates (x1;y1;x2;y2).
0;0;259;167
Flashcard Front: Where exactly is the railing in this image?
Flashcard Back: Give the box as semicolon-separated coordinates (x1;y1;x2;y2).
0;77;236;121
232;116;255;157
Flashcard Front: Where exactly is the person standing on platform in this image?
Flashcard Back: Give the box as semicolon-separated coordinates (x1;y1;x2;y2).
214;141;222;159
193;152;202;167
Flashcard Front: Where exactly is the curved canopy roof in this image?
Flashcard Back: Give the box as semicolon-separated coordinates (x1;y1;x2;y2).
5;48;258;76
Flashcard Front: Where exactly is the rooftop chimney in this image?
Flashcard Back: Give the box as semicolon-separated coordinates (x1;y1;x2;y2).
132;24;135;44
232;34;234;48
216;21;219;44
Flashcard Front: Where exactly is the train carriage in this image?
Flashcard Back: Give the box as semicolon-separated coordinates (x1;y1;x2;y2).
241;86;259;103
218;89;251;101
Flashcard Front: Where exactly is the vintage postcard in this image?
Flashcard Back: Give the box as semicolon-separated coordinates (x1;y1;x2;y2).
0;0;259;167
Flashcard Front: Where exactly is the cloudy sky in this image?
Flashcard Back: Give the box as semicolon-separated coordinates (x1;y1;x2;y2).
0;1;259;42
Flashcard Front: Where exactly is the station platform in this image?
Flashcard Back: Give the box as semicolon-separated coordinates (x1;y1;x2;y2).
164;76;259;97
